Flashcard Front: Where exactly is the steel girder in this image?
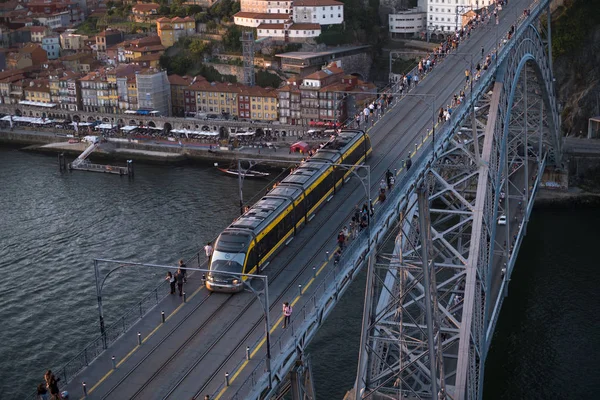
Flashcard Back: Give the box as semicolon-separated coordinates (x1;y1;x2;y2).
355;9;561;400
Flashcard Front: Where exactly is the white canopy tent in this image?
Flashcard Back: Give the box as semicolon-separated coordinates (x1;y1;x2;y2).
1;115;54;124
95;123;115;130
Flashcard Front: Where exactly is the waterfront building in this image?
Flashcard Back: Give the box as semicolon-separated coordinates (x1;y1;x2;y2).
191;81;240;118
168;74;207;117
135;68;171;116
49;71;84;111
277;75;302;125
248;86;278;121
24;79;52;105
277;61;375;125
42;35;61;60
80;65;140;114
156;16;195;48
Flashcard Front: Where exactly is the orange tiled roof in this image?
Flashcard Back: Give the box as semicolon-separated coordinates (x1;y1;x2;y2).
290;23;321;30
132;3;159;12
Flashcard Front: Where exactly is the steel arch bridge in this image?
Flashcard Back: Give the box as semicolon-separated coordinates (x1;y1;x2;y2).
354;3;562;400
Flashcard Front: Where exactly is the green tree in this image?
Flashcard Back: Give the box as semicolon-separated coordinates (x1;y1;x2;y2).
189;39;213;59
256;70;282;88
223;25;242;52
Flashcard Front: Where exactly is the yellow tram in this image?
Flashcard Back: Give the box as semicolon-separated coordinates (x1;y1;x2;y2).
206;130;372;292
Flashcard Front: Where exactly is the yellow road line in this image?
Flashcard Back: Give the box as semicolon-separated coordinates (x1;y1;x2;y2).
80;284;205;398
216;250;338;398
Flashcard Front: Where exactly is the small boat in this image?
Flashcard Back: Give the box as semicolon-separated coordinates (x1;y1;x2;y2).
217;167;270;179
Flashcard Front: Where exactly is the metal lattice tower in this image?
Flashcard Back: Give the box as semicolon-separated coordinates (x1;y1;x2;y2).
241;30;255;87
355;3;562;399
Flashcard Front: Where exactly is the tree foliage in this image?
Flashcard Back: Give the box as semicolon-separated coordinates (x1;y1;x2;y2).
223;25;243;53
159;53;237;83
76;17;99;35
550;0;600;59
316;0;381;45
256;70;283;88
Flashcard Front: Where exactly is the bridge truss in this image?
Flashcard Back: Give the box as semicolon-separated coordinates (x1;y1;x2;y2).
354;2;562;399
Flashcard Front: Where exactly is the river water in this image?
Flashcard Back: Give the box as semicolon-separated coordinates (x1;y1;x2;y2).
0;147;598;399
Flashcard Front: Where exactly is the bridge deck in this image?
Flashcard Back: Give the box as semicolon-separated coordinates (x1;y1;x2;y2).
63;0;538;397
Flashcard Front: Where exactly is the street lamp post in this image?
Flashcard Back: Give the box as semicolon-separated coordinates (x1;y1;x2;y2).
93;258;274;386
235;158;372;241
241;277;272;388
94;259;135;349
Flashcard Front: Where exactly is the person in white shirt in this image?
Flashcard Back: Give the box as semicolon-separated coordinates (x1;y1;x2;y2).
204;241;214;263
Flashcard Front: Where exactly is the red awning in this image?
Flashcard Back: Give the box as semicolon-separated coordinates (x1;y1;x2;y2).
290;141;310;153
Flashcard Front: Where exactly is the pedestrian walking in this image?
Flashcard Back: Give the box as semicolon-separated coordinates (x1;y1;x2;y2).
175;268;185;296
178;259;187;283
44;370;60;399
282;302;293;328
337;230;346;251
334;248;342;265
481;46;484;58
350;217;357;239
166;271;176;294
342;225;350;243
406;156;412;171
386;169;393;189
204;241;214;263
465;69;470;83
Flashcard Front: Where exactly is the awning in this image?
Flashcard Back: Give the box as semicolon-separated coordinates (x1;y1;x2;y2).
2;115;53;124
171;129;219;136
120;125;138;131
72;122;93;126
18;100;57;108
290;141;310;153
95;123;115;130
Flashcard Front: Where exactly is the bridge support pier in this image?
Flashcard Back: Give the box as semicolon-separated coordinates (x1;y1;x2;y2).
289;355;316;400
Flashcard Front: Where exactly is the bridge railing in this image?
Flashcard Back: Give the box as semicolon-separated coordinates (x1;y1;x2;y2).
220;3;554;398
28;252;203;400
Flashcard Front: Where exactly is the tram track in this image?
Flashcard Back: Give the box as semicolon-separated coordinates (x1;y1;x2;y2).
188;37;489;398
179;82;459;398
99;49;479;399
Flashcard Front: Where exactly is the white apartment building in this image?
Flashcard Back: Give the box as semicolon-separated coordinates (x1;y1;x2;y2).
235;0;343;38
388;7;426;37
292;0;344;25
256;22;321;39
426;0;495;33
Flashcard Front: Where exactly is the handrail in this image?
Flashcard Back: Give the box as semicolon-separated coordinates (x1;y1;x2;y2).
220;2;549;397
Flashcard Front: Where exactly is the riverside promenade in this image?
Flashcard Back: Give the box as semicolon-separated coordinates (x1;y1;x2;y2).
0;127;309;168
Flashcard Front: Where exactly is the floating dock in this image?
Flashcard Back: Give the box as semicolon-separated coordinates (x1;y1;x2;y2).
58;139;134;177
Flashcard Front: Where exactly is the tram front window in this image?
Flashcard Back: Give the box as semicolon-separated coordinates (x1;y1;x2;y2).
206;233;250;292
